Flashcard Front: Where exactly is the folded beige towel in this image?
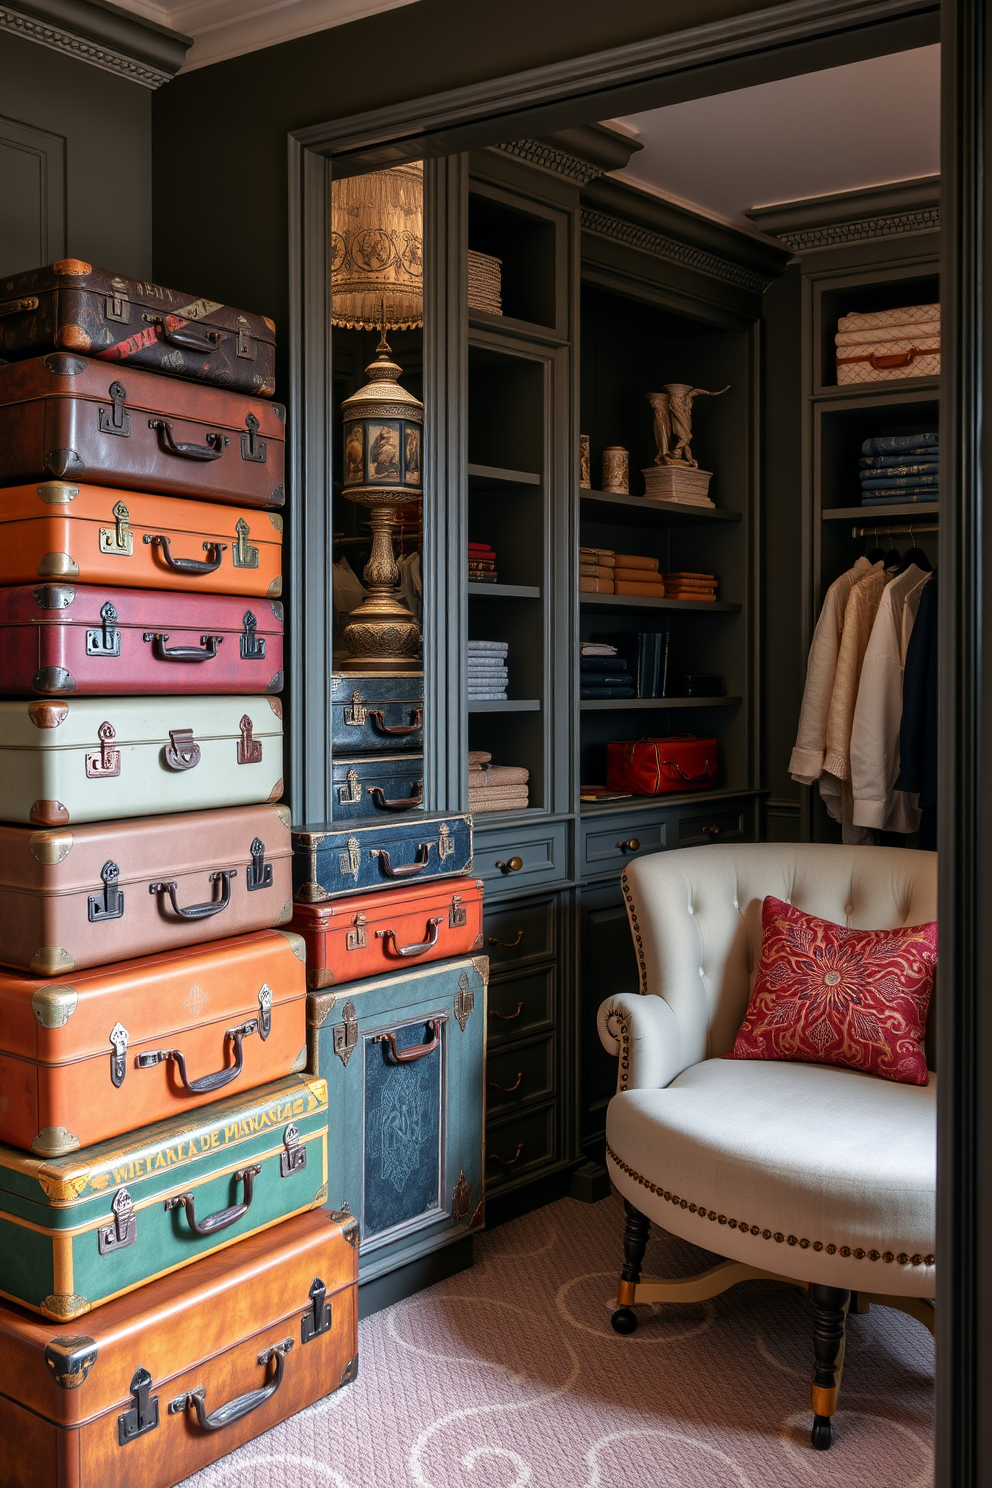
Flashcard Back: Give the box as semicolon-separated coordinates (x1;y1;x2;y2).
468;750;492;768
580;576;615;593
472;764;530;786
580;548;615;565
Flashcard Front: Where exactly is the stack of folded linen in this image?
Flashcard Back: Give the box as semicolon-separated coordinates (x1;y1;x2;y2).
663;571;718;600
580;650;635;699
468;751;530;813
468;250;503;315
612;554;665;597
468;639;508;700
835;301;940;384
859;432;939;505
580;547;615;593
469;541;498;582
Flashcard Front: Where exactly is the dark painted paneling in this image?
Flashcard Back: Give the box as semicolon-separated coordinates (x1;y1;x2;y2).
0;114;66;275
0;29;152;278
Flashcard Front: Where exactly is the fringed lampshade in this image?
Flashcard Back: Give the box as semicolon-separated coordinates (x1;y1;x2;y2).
331;162;423;331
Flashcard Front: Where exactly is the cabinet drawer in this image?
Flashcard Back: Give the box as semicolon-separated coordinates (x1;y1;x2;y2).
677;804;747;848
483;895;555;971
485;1104;555;1186
486;1035;554;1118
487;966;554;1044
474;819;568;893
580;809;667;878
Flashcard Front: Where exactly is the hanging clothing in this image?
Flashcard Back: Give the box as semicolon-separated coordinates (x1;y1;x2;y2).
849;565;930;832
790;556;879;785
895;573;938;850
397;550;422;624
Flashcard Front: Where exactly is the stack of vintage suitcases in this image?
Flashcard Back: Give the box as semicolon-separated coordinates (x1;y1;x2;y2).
0;261;357;1487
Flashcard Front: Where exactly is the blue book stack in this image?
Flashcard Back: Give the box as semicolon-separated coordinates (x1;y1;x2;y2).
859;431;939;506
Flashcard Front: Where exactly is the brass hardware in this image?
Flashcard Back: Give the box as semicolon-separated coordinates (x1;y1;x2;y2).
99;500;132;555
44;1335;98;1390
488;1142;525;1168
88;860;124;922
449;893;467;928
339;836;361;878
104;290;129;323
85;721;120;778
280;1123;308;1177
617;838;641;853
257;984;272;1040
36;483;78;504
238;714;262;764
31;985;78;1027
454;971;475;1031
36;552;79;578
109;1021;128;1088
164;727;200;771
302;1278;332;1343
344;691;368;726
346;913;367;951
240;609;266;660
703;824;722;839
86;600;121;657
452;1171;472;1221
164;1164;261;1235
117;1367;159;1445
438;821;455;859
240;411;266;462
495;856;523;874
98;381;131;437
246;837;272;890
232;517;259;568
489;1071;524;1094
488;930;524;949
333;1001;358;1067
338;769;362;804
98;1187;137;1254
489;1001;525;1021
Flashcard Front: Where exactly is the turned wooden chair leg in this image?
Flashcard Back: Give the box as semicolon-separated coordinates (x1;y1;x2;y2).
810;1283;851;1450
612;1200;650;1335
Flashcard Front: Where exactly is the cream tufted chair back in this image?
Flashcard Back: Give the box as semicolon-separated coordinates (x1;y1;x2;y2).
621;842;938;1069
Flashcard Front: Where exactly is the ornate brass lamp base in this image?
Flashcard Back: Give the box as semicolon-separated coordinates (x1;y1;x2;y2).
340;498;421;672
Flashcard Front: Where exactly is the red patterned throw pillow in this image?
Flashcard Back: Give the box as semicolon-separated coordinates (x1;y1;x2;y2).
727;896;937;1085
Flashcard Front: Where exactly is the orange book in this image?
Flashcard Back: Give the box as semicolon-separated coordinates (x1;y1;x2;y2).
615;580;666;596
613;553;659;571
580;576;615;593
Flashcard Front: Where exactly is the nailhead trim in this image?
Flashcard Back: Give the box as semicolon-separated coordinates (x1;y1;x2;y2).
605;1144;934;1268
620;872;648;995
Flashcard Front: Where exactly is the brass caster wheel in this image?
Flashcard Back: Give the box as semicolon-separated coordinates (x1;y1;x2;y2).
611;1307;638;1335
811;1415;833;1450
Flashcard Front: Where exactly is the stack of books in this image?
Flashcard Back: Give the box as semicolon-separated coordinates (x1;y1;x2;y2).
580;643;635;698
469;541;498;582
602;632;670;698
580;549;667;597
662;571;718;601
580;547;615;593
859;432;939;506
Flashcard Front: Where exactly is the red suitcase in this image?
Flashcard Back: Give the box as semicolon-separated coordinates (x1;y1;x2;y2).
0;354;284;507
0;583;284;696
605;735;718;795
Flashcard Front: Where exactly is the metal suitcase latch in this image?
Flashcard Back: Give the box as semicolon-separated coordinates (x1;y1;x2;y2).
105;290;130;325
85;720;121;778
232;517;259;569
240;411;266;462
236;321;255;360
346;913;367;951
246;837;272;890
301;1276;331;1344
117;1367;159;1446
89;859;125;921
109;1021;129;1088
280;1122;307;1177
257;983;272;1040
98;381;131;437
438;822;454;860
454;972;475;1032
339;836;361;879
98;1187;137;1254
86;600;121;657
99;500;133;556
449;894;467;928
237;714;262;764
338;769;362;804
344;691;367;726
240;609;266;660
332;1001;358;1067
164;727;200;771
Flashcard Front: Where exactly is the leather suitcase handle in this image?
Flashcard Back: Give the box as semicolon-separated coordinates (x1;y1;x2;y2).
367;780;423;811
367;707;423;737
371;844;433;878
659;759;716;782
135;1018;258;1093
376;916;443;957
143;533;227;573
149;870;236;918
164;1163;261;1236
143;631;224;661
149;417;228;461
171;1338;292;1433
146;314;221;354
376;1018;443;1063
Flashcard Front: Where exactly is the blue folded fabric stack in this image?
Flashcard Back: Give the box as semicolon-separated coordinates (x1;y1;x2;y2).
859;432;939;506
580;646;635;699
468;639;509;700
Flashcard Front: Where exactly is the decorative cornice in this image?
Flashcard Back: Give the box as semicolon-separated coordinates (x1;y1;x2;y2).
580;207;775;295
771;206;939;253
496;139;604;186
0;2;189;86
746;174;940;253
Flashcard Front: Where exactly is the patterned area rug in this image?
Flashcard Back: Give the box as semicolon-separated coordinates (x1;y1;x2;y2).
180;1193;934;1488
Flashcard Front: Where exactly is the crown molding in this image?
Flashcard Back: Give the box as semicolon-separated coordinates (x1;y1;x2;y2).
495;125;641;187
745;174;940;252
0;0;190;85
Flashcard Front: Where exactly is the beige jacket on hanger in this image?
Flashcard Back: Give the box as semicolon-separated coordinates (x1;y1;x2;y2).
849;566;930;832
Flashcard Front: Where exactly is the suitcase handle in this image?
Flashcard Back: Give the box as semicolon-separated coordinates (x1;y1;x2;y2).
375;1018;443;1063
659;759;716;782
367;707;423;737
164;1163;261;1236
371;843;433;878
367;780;424;811
143;631;224;661
143;533;227;573
376;916;443;957
149;869;237;919
148;417;229;461
135;1018;258;1093
170;1338;293;1433
147;314;221;355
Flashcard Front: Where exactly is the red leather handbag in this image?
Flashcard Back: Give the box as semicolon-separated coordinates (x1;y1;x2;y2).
605;735;718;795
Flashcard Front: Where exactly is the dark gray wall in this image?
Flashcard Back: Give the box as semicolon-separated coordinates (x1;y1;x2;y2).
0;28;152;279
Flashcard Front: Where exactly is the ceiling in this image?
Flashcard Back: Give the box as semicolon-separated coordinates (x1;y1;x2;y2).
608;45;940;225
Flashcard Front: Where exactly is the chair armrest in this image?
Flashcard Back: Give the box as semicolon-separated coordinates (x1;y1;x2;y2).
597;993;688;1091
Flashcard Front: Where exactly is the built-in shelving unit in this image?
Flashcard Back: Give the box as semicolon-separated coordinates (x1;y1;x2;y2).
580;695;740;711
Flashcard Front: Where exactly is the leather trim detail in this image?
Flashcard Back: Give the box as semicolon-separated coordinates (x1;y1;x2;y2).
605;1143;935;1268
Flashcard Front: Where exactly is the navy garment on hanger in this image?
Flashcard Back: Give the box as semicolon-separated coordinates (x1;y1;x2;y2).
895;573;938;851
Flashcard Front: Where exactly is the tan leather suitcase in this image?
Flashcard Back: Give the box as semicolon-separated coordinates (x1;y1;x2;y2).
0;1208;357;1488
0;803;293;975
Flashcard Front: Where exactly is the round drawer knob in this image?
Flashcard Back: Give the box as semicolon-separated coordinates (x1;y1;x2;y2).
495;856;524;874
703;824;722;839
617;838;641;853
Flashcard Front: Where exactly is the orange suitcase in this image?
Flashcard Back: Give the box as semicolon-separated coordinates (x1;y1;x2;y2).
0;481;281;596
289;875;484;988
0;928;307;1156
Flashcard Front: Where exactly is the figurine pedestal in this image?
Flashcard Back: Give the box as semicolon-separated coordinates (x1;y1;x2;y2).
642;466;714;506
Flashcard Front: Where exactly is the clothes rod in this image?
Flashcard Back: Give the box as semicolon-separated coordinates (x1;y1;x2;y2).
851;522;939;538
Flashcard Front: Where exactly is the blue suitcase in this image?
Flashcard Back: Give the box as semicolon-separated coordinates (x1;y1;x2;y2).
331;753;424;820
306;955;487;1283
331;672;423;753
292;813;473;901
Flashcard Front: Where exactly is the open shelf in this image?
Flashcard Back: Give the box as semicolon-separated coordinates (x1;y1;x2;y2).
823;503;940;521
812;376;940;405
580;593;741;614
579;489;740;527
469;307;568;345
468;582;542;598
468;699;541;712
468;462;541;488
579;695;741;711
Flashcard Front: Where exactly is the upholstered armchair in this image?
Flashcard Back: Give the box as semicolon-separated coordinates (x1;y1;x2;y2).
597;842;936;1449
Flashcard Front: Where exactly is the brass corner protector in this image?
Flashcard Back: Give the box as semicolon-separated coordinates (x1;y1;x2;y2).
32;1126;81;1157
28;700;69;729
31;984;78;1028
340;1353;359;1387
44;1334;98;1388
276;929;306;961
40;1293;91;1323
36;553;79;579
29;829;74;865
30;947;75;977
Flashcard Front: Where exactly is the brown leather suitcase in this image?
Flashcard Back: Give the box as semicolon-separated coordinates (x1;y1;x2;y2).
0;262;276;397
0;354;284;506
0;803;293;975
0;1208;357;1488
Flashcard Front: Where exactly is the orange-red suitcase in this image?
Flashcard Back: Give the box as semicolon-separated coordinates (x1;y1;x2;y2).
290;875;484;988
